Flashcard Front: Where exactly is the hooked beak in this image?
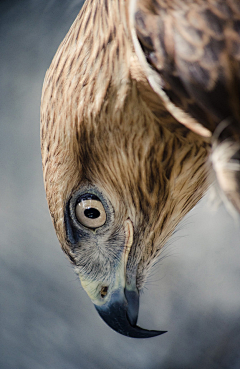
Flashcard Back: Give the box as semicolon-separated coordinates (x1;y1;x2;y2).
94;286;166;338
79;220;167;338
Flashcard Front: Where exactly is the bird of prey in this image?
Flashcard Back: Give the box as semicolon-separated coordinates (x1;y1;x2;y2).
40;0;240;338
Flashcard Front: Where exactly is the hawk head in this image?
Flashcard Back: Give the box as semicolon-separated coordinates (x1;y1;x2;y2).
41;0;209;337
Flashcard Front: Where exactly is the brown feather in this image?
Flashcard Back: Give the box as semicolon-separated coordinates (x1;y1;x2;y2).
41;0;210;289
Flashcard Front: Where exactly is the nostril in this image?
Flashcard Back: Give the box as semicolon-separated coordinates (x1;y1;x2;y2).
100;286;108;298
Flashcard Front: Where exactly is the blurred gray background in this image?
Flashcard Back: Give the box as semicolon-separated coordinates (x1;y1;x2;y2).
1;1;240;368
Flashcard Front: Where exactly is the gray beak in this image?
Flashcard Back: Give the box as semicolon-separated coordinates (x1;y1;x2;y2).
94;288;167;338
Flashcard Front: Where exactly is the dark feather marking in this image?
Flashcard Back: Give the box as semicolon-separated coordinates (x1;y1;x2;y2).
186;61;211;87
234;20;240;34
210;1;233;18
190;161;205;179
179;150;192;171
202;38;223;65
160;213;168;232
202;9;224;36
83;11;91;33
163;74;190;100
104;0;108;15
55;58;68;87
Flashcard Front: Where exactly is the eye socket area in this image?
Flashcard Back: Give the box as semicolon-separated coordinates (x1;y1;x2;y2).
75;195;106;229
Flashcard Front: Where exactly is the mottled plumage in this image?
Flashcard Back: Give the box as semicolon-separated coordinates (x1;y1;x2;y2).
40;0;239;337
131;0;240;212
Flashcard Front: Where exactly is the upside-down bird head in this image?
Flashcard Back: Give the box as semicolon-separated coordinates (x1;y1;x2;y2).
41;0;210;337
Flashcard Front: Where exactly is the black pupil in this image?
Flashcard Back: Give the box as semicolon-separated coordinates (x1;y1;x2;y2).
84;208;100;219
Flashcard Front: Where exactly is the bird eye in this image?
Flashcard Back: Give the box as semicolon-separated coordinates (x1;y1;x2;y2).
75;195;106;229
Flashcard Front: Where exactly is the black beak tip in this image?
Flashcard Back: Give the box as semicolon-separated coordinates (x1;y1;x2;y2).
94;289;167;338
95;303;167;338
131;327;167;338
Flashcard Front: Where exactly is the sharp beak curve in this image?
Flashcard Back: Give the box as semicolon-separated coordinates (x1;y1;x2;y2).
94;287;167;338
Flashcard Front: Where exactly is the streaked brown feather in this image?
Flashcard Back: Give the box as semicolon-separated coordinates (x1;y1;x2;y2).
41;0;210;289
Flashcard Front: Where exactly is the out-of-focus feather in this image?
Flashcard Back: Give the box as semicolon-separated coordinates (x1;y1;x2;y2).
131;0;240;214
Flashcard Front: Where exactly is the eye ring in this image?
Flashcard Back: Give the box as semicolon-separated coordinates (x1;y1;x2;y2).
75;196;106;229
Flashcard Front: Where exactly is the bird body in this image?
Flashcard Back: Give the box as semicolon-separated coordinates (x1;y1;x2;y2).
41;0;239;337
